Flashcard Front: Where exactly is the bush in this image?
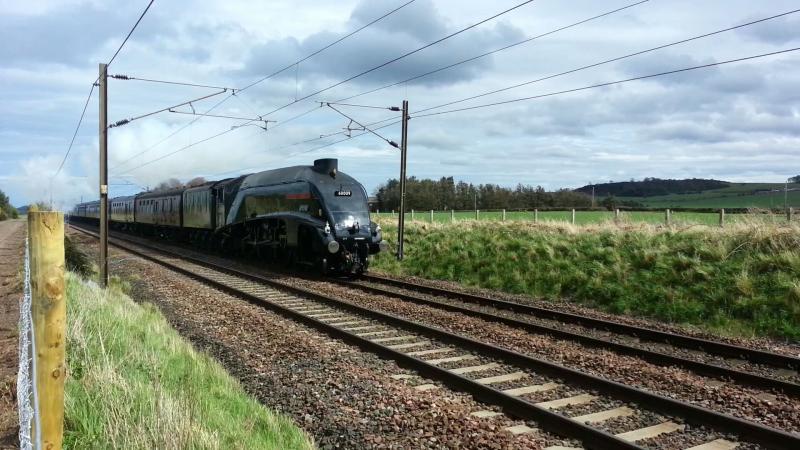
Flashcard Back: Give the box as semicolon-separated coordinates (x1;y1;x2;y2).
64;236;93;278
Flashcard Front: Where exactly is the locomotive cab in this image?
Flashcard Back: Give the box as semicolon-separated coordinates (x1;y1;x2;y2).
224;158;387;274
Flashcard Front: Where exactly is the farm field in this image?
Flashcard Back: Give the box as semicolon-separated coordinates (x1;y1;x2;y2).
374;209;791;226
625;183;800;208
371;217;800;340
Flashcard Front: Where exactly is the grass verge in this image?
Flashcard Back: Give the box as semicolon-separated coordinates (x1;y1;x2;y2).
64;272;314;450
372;217;800;341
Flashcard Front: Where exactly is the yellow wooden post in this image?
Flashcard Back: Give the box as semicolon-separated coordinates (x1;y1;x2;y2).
28;211;66;450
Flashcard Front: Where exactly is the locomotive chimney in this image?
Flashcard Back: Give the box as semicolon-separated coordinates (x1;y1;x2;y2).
313;158;338;177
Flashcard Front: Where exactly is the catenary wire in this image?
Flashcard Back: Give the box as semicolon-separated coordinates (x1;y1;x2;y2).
118;0;539;175
338;0;650;103
53;0;155;178
53;83;95;178
110;0;416;174
107;0;155;67
255;0;539;119
412;47;800;118
109;74;235;91
411;8;800;115
237;0;419;93
268;0;649;131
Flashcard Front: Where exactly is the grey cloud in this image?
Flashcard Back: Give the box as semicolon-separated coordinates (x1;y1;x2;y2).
242;0;525;90
0;3;123;66
644;121;727;143
737;15;800;45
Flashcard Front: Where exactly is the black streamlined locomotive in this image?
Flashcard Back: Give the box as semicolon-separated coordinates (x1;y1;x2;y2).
71;159;388;274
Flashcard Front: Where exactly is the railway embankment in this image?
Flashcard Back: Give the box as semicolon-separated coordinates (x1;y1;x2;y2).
67;228;566;449
372;218;800;341
62;271;313;449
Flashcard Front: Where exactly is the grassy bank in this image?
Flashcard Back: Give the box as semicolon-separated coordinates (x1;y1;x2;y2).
372;218;800;341
64;273;313;450
374;210;791;226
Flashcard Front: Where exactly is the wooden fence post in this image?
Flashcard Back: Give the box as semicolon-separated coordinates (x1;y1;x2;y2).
411;209;415;221
719;208;725;227
502;209;506;221
534;209;538;223
665;209;671;225
430;210;434;222
571;209;576;225
29;211;66;450
476;209;480;220
451;209;455;223
788;207;794;222
614;209;620;222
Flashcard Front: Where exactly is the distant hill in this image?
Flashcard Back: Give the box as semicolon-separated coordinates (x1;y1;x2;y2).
16;205;29;215
575;179;800;209
575;178;730;197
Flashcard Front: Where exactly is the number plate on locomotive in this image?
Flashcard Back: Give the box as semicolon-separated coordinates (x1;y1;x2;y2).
334;190;352;196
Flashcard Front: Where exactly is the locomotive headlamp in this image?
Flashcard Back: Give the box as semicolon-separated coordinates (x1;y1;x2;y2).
327;240;340;254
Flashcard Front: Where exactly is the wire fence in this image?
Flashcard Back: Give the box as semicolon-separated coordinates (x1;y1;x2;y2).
373;207;796;227
17;237;41;450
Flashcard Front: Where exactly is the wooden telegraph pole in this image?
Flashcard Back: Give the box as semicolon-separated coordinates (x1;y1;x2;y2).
99;63;109;287
397;100;409;261
28;211;66;450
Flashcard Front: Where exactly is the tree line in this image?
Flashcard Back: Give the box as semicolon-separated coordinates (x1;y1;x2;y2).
0;189;20;221
574;178;730;197
372;177;599;211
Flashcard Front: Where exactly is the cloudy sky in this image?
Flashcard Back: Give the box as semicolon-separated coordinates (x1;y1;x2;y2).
1;0;798;208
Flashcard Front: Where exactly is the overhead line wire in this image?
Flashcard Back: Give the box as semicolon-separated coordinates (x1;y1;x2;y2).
268;0;648;131
237;0;419;93
412;47;800;118
109;74;235;91
111;0;417;174
256;0;539;118
108;0;155;67
411;8;800;115
53;0;155;178
338;0;650;103
54;83;95;178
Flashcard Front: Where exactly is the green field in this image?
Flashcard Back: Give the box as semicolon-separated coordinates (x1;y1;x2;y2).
624;183;800;208
371;218;800;340
64;273;313;450
374;209;792;226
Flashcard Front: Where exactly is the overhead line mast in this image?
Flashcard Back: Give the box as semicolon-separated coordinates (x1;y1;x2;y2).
110;0;419;173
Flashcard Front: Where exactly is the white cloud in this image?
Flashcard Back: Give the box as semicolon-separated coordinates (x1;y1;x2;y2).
1;0;800;207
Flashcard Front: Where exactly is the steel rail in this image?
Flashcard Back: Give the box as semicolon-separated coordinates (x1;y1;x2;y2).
70;224;800;450
69;225;639;449
362;274;800;369
337;278;800;396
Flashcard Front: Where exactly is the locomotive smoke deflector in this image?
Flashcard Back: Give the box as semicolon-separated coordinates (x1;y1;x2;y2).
313;158;338;178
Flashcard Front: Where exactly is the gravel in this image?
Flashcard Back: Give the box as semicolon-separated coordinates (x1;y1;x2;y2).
70;229;580;449
69;227;790;448
272;275;800;433
354;279;800;383
372;271;800;358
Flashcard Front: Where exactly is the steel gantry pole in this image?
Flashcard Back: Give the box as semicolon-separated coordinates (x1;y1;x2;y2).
98;63;109;287
397;100;409;261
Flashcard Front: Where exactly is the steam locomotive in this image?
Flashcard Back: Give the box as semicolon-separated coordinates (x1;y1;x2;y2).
71;159;388;274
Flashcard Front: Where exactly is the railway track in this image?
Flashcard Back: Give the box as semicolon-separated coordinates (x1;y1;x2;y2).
335;275;800;397
70;224;800;449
